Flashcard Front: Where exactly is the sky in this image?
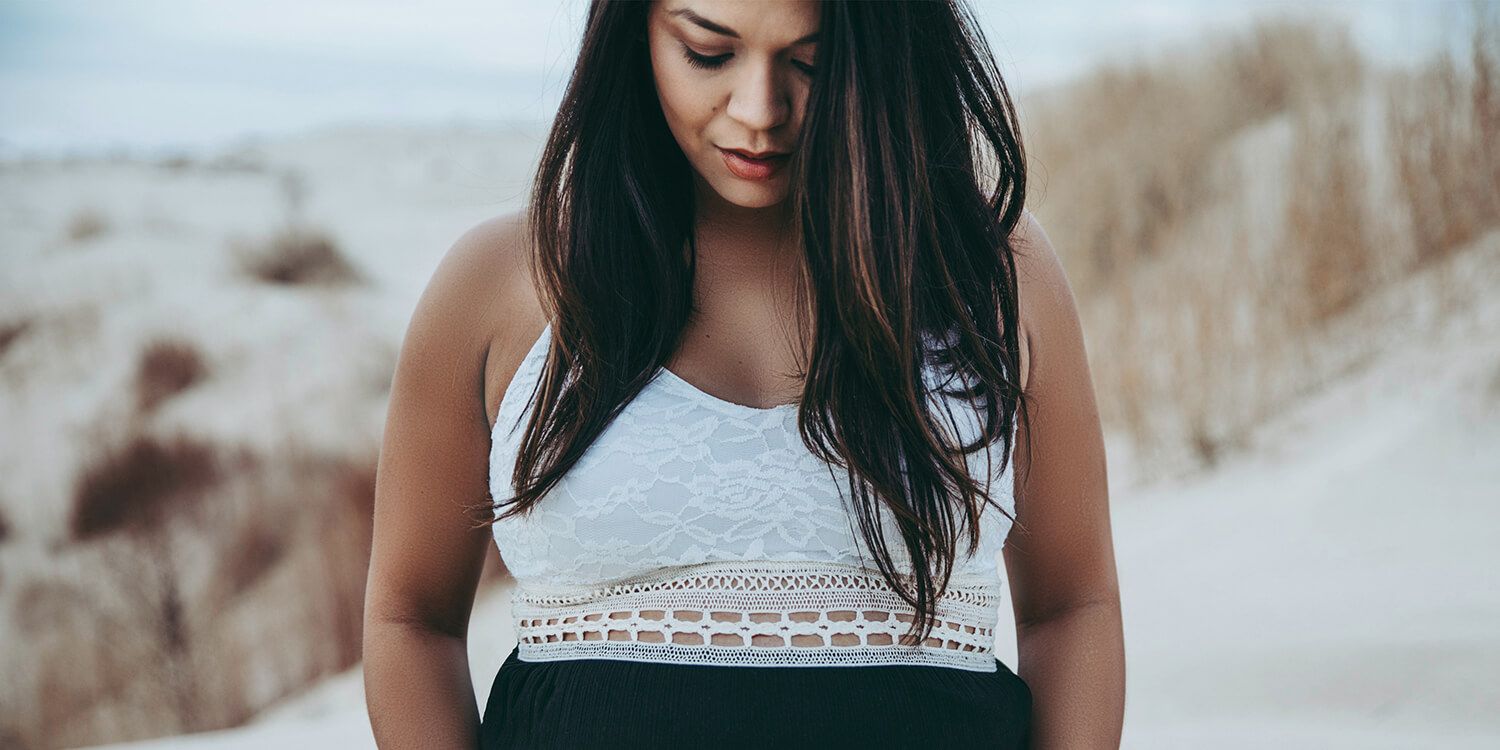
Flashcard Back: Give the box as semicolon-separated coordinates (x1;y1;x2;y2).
0;0;1472;158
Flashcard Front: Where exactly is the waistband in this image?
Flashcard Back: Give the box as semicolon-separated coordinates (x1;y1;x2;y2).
510;559;1003;672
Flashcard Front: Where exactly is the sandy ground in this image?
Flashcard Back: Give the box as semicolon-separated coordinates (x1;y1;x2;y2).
73;217;1500;748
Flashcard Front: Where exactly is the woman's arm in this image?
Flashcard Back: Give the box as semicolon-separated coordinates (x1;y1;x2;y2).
1002;210;1126;748
362;217;522;748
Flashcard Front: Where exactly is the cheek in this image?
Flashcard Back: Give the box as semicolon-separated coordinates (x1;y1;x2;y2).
660;77;716;135
650;53;716;138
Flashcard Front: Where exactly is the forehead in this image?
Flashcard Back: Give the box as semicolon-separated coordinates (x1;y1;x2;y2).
653;0;820;45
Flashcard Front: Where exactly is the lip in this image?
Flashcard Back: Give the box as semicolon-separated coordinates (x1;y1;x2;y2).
718;146;790;181
724;147;790;159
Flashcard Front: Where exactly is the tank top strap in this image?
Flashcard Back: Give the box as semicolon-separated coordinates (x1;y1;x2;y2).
494;322;553;442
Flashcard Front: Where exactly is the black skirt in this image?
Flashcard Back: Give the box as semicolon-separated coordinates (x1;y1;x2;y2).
477;643;1032;749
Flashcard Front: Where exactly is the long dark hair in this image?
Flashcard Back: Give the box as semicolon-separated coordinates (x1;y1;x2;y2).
474;0;1031;648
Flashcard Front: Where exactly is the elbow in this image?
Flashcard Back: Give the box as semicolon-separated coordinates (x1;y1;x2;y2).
366;613;469;643
1014;592;1121;633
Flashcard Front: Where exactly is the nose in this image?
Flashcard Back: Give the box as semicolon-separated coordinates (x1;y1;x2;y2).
724;59;790;133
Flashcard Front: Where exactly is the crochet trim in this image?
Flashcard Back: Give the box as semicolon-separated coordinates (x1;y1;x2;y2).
511;559;1002;672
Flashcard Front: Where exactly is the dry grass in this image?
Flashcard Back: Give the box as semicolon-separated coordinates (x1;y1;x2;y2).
14;574;136;745
35;538;211;744
10;432;382;748
1024;17;1366;299
316;454;378;667
1285;105;1378;326
1023;11;1499;478
1386;5;1500;267
232;225;365;287
135;338;210;414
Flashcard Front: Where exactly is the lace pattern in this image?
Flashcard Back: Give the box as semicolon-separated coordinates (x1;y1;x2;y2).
489;322;1019;672
513;559;1003;671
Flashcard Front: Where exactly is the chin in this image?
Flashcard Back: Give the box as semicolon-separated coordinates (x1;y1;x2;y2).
728;192;788;209
711;180;790;209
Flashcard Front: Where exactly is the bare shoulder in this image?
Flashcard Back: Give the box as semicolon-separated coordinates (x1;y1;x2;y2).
1007;208;1079;395
459;211;548;428
400;210;546;423
364;210;540;636
432;209;538;324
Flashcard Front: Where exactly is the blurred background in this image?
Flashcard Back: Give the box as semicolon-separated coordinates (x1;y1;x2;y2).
1;1;1496;748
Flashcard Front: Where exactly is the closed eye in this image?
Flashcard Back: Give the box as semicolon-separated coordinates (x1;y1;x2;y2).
679;43;731;70
678;42;815;76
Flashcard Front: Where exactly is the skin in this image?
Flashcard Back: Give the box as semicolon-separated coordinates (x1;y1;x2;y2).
644;0;820;408
362;1;1124;748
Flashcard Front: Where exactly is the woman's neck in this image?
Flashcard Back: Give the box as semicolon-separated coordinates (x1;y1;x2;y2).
691;184;799;279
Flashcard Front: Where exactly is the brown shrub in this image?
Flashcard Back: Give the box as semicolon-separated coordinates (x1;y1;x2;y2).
70;433;221;542
135;338;209;414
233;226;364;287
155;154;195;172
65;207;108;243
0;318;29;359
209;511;290;603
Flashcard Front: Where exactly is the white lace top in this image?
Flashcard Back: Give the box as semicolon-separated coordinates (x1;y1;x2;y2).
488;322;1018;672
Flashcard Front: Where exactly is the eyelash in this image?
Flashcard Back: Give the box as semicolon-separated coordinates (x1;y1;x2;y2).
678;42;815;75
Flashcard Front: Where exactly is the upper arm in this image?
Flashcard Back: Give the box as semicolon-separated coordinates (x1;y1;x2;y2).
1001;210;1121;627
363;213;528;638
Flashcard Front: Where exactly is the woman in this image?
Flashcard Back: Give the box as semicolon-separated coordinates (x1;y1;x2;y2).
363;1;1123;748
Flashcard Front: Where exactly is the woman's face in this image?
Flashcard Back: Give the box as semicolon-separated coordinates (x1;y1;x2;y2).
647;0;819;210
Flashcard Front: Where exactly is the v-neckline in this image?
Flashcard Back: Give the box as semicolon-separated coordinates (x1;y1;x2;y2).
654;364;801;415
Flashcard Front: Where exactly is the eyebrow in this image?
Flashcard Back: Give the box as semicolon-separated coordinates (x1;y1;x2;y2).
668;7;820;45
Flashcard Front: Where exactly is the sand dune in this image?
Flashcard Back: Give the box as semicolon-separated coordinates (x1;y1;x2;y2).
78;227;1500;749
